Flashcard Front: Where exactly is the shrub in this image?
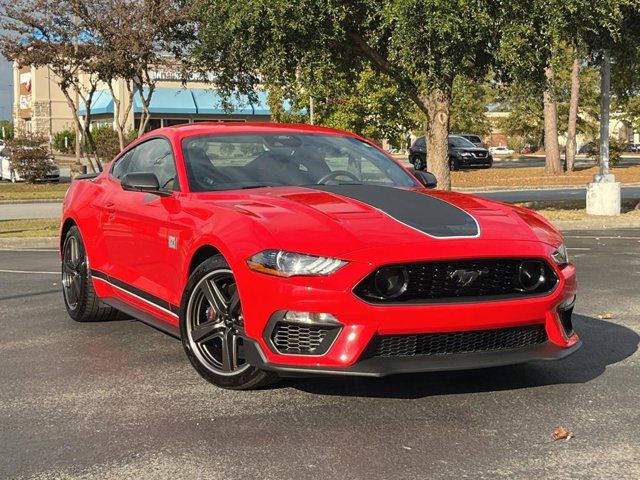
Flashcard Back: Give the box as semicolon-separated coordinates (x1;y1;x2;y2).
5;135;53;183
0;120;14;140
53;128;76;153
588;137;624;167
90;126;137;164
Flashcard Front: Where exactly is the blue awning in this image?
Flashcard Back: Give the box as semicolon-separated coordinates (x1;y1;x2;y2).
191;88;271;115
134;88;198;114
79;89;114;116
80;87;300;117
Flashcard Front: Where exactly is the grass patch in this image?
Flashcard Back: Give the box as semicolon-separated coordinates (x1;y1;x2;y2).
0;218;60;238
452;165;640;189
0;182;69;201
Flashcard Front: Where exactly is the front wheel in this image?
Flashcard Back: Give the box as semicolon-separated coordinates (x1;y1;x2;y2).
180;255;278;390
449;157;460;171
412;155;426;171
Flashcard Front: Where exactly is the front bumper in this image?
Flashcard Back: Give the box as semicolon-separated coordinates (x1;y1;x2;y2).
242;336;582;377
235;241;579;376
460;156;492;168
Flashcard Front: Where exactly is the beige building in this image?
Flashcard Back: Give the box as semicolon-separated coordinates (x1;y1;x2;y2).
12;63;276;140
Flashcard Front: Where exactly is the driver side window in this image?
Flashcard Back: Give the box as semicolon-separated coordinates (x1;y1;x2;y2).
111;138;179;191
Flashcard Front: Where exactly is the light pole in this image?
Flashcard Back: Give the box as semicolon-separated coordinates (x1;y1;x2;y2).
586;49;621;216
598;49;611;179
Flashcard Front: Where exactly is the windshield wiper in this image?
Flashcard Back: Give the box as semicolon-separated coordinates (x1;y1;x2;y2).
240;184;272;189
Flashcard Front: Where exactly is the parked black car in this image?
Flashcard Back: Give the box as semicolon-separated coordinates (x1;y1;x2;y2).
452;133;483;148
578;142;596;155
409;135;492;171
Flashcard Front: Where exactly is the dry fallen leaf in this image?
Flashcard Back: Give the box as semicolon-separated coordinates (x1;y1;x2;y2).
597;312;615;319
552;425;573;441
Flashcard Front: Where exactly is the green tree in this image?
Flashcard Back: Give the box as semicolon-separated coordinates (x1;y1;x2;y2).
449;76;494;137
497;0;630;174
188;0;497;190
316;68;420;147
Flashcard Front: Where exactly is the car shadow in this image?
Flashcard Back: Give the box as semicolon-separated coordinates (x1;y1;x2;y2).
282;315;639;399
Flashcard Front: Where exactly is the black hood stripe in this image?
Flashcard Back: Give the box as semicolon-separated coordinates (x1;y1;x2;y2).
309;185;479;238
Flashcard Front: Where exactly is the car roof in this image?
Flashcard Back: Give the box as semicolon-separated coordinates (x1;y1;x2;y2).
138;122;362;141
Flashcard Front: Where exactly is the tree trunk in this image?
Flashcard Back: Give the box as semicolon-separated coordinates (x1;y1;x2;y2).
424;88;451;190
543;66;562;174
565;54;580;172
109;83;126;150
60;88;101;172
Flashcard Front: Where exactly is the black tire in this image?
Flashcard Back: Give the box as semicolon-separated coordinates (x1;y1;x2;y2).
412;154;426;171
179;255;279;390
62;225;122;322
449;157;460;171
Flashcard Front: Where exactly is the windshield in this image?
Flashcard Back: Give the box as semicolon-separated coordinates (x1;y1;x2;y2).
449;136;476;148
182;133;418;191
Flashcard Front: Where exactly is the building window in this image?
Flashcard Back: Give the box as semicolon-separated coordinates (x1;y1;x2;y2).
135;118;162;132
162;119;190;127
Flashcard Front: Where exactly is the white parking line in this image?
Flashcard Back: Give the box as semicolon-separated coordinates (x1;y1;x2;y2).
0;269;59;275
568;247;591;250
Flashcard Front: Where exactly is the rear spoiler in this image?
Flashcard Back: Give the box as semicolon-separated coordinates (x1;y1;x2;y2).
74;172;100;180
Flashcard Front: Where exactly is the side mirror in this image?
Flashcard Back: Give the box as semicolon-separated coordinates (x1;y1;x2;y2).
121;172;171;196
413;170;437;189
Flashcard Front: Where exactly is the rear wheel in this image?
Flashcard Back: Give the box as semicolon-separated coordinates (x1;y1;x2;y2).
62;225;121;322
180;255;278;390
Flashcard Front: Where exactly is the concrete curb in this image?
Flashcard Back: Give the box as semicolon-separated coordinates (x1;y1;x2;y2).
552;217;640;231
0;237;58;249
0;199;63;205
455;183;640;193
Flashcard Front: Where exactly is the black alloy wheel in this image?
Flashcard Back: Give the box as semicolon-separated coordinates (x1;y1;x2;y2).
180;255;278;389
62;225;121;322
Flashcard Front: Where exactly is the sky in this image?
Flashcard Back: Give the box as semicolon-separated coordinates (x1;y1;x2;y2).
0;55;12;120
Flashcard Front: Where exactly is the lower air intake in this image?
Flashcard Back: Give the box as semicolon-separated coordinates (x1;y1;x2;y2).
363;325;548;358
271;322;338;355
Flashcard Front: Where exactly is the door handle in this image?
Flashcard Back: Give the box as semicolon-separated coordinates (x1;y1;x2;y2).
105;202;116;214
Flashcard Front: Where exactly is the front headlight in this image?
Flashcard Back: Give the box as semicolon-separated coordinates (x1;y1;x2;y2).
551;243;569;266
246;250;347;277
461;152;473;158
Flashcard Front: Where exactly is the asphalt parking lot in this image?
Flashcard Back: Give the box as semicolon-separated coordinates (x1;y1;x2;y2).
1;229;639;479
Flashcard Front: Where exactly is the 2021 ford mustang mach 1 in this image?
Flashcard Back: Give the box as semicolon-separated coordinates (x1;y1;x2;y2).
60;123;580;389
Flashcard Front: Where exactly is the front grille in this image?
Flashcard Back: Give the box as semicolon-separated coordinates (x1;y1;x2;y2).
363;325;548;358
271;322;335;355
474;152;487;158
354;258;558;304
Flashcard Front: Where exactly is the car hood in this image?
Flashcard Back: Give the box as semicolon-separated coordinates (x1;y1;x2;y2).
195;185;562;257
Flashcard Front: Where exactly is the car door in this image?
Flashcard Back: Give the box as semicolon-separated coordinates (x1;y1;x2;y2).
101;137;184;309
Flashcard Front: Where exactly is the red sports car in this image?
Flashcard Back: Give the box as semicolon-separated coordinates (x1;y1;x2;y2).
60;123;579;389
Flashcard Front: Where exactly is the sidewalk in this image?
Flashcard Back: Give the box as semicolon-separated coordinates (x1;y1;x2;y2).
0;202;61;220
